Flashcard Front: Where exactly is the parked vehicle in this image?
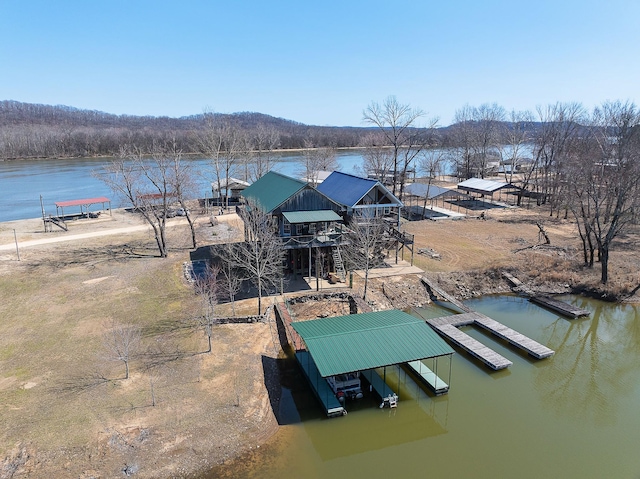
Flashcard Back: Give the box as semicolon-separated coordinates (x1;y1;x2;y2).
176;207;189;216
326;372;363;402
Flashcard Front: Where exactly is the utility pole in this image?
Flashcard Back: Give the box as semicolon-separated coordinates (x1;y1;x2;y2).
13;229;20;261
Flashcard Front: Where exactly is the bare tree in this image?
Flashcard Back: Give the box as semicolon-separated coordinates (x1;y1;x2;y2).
499;109;534;185
215;243;245;317
358;131;394;183
245;124;280;183
196;111;246;209
532;102;586;215
103;320;141;380
193;263;220;353
363;96;437;197
227;199;285;314
450;104;476;179
98;145;176;257
164;140;199;249
470;103;506;178
342;216;392;301
417;148;446;219
569;101;640;284
298;139;338;185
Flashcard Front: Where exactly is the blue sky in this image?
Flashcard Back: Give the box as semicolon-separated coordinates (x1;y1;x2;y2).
1;0;638;127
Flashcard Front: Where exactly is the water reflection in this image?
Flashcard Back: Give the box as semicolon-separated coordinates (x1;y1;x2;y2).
537;298;640;426
203;295;640;479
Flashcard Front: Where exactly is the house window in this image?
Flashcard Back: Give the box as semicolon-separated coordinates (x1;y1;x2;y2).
283;218;291;236
309;223;316;234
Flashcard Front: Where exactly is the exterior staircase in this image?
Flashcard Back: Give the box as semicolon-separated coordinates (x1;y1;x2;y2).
331;246;346;282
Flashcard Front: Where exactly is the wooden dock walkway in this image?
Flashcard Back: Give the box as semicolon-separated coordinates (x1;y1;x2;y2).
420;276;473;313
424;310;554;369
529;295;590;318
503;272;590;319
473;315;555;359
430;323;513;370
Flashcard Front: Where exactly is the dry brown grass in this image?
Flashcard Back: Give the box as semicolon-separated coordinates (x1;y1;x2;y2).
1;201;639;478
0;213;279;478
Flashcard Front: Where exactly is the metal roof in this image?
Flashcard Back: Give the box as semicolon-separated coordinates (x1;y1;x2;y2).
457;178;512;195
405;183;460;200
241;171;307;213
317;171;402;208
291;310;454;377
282;210;342;224
211;177;250;191
55;197;111;207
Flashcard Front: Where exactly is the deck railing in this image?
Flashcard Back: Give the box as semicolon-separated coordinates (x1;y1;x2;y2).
281;230;344;249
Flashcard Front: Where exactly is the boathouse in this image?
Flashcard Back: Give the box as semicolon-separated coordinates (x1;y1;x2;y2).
290;310;454;417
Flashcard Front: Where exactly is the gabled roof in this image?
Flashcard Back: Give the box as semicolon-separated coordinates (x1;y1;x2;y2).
241;171;307;213
457;178;514;195
211;177;250;191
405;183;461;200
291;310;454;377
316;171;402;208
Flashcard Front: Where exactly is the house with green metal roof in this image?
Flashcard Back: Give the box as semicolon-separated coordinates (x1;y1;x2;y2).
240;171;348;279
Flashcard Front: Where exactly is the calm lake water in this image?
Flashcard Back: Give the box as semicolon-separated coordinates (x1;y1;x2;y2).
0;151;366;223
204;295;640;479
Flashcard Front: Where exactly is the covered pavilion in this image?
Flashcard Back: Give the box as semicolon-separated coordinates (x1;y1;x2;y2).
404;183;469;219
54;196;111;219
456;177;520;205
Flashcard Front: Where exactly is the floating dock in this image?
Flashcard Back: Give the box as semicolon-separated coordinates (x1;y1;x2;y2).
529;295;590;318
296;351;345;417
431;322;513;370
404;360;449;395
425;311;554;369
502;272;590;319
473;314;554;359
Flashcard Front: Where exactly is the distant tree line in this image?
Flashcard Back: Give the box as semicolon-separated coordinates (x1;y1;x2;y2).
0;100;373;159
76;94;638;285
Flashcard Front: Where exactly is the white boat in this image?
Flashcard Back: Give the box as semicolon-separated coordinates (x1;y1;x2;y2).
326;372;364;402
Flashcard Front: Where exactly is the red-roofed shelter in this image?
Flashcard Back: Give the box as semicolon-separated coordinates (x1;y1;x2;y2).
55;196;111;218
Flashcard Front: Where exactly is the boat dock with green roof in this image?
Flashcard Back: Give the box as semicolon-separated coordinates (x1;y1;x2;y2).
290;310;454;417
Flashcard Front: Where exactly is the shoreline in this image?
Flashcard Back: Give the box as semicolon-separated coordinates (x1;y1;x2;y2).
0;145;370;163
1;203;639;477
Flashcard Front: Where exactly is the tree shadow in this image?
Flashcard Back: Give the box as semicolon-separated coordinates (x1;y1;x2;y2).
50;371;112;396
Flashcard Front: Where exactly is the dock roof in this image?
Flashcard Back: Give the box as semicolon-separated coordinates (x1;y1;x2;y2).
291;310;453;377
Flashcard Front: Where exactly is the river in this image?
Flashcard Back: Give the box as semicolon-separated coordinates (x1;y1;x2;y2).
0;151;366;223
203;295;640;479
